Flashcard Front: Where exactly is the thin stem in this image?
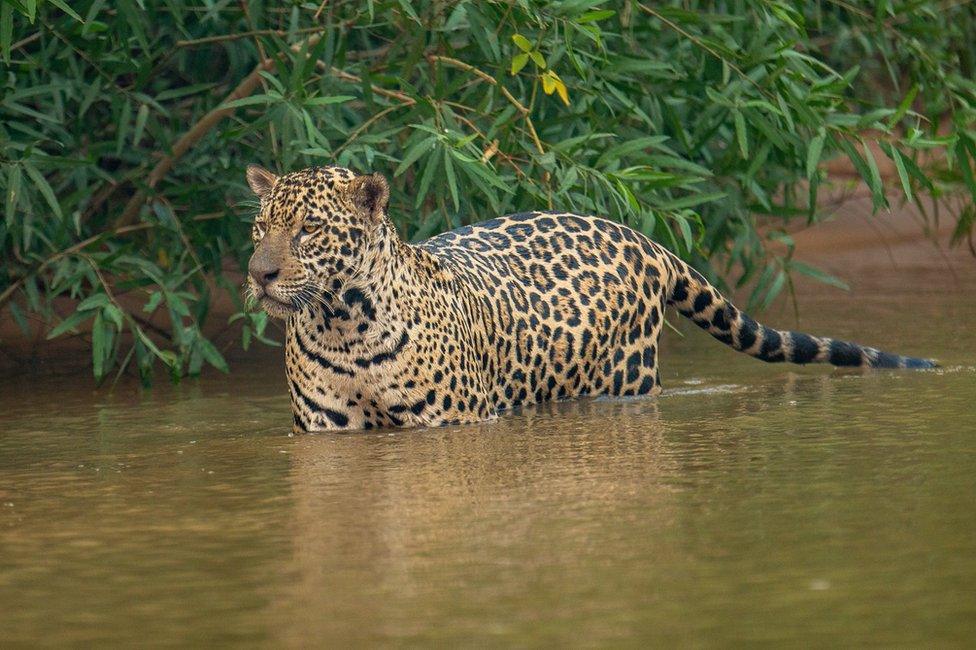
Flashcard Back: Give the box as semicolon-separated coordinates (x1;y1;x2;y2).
175;26;327;48
0;213;225;312
636;3;770;101
320;62;417;105
116;33;325;227
333;105;402;156
426;55;546;156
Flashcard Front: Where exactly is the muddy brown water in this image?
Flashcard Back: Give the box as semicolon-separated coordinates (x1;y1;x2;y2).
2;237;975;646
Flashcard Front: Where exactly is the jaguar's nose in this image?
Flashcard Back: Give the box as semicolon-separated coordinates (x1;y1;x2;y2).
248;251;281;288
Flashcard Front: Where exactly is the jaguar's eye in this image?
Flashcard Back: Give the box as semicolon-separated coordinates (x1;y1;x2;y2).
254;220;267;235
302;221;320;235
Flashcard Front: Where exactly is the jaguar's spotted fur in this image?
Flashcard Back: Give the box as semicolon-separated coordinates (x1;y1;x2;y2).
245;165;935;432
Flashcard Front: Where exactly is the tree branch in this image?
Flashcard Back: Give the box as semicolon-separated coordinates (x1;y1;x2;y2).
0;213;225;313
175;26;325;48
115;33;324;228
426;55;546;156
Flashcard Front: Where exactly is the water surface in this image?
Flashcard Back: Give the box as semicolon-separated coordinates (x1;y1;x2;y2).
1;268;974;646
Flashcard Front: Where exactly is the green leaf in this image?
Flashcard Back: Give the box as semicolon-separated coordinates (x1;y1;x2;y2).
887;85;919;129
103;304;124;330
836;137;881;205
77;293;110;311
5;163;21;225
672;213;694;252
23;163;62;219
304;95;356;106
134;326;173;368
733;110;748;159
511;34;533;52
155;83;218;102
395;135;436;176
143;291;163;313
197;336;229;373
0;4;12;63
444;148;459;212
654;191;727;211
806;130;826;179
132;103;149;146
510;52;529;75
860;141;886;209
47;310;92;339
889;147;914;203
166;291;192;318
955;138;976;201
578;9;616;23
46;0;84;22
396;0;421;24
222;95;280;110
414;146;442;209
761;270;787;310
115;100;131;155
789;261;850;291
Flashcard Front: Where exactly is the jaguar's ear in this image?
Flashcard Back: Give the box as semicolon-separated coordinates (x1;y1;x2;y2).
347;172;390;220
246;164;278;199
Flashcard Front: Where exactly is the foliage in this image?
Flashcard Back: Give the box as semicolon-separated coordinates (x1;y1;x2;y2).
0;0;973;383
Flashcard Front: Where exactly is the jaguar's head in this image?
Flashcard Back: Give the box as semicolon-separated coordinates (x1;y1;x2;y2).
245;164;390;318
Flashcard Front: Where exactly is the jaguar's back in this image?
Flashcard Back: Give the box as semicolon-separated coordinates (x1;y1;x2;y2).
420;212;676;410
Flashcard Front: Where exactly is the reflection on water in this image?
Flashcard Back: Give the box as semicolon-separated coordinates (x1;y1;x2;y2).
1;278;974;646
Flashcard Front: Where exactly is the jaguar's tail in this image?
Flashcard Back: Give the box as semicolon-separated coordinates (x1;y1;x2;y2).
665;253;937;369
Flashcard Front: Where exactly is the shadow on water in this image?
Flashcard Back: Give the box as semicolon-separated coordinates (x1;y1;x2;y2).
0;259;974;645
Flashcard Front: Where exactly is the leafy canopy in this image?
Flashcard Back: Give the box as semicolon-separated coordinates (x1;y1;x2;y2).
1;0;973;383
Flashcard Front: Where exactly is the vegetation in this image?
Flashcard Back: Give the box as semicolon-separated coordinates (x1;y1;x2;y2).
1;0;973;383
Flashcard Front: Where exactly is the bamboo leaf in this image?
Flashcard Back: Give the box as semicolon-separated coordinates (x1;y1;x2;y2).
861;141;886;209
198;336;229;373
23;163;62;219
5;163;21;225
46;0;84;22
510;52;529;75
395;135;437;177
806;130;826;179
890;147;914;203
444;148;459;212
0;4;12;63
733;110;748;159
955;138;976;200
512;34;532;52
222;94;281;110
132;103;149;146
654;191;727;210
578;9;616;23
789;261;850;290
47;310;92;339
77;293;110;311
304;95;356;106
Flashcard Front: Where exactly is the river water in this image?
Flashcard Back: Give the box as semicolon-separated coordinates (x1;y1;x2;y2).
1;253;974;646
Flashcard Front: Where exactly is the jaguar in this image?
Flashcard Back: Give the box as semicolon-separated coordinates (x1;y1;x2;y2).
244;164;935;432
